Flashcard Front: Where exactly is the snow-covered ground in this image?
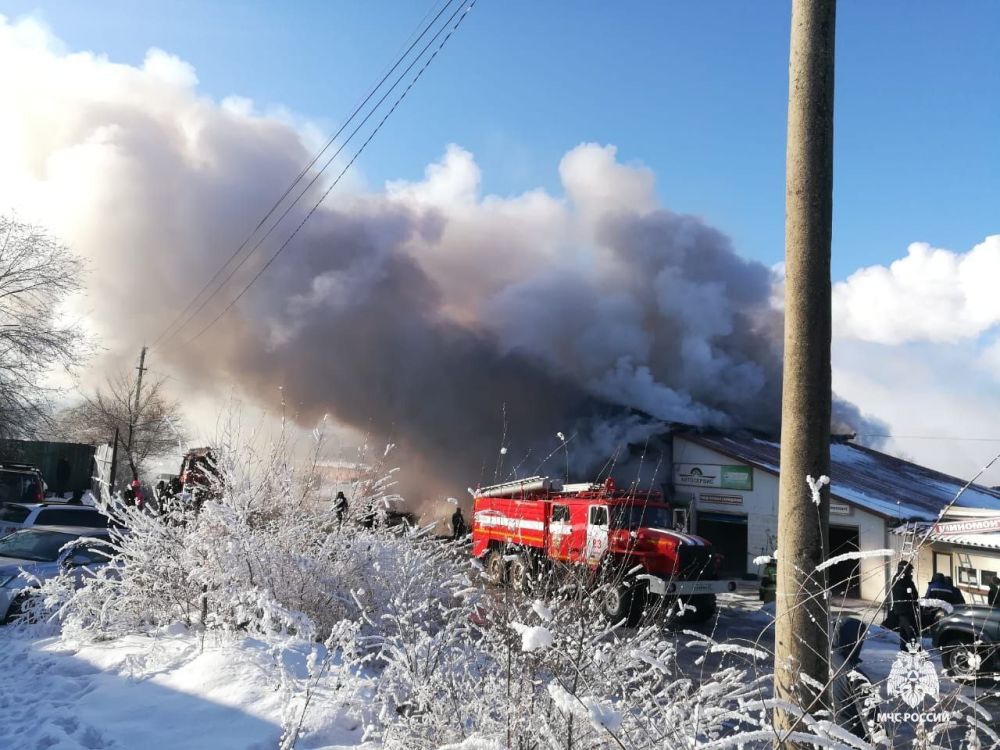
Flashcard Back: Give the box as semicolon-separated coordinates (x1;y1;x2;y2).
0;629;375;750
3;590;999;749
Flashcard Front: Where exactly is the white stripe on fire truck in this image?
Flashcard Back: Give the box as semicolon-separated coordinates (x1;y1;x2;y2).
474;514;546;532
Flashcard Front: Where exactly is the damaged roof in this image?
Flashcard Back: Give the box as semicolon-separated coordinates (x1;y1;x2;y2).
678;432;1000;522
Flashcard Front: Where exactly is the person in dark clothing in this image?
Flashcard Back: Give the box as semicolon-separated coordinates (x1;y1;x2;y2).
889;561;920;651
333;491;348;523
988;580;1000;608
924;572;950;601
451;507;467;540
831;617;880;741
942;576;965;605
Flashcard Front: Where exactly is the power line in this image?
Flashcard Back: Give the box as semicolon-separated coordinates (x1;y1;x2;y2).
186;0;477;344
174;0;469;344
151;0;461;349
857;433;1000;443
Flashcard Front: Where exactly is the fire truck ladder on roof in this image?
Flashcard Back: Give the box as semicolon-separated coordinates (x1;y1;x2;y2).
476;476;562;498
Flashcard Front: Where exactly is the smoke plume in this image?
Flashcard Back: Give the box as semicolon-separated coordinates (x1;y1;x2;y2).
0;17;881;503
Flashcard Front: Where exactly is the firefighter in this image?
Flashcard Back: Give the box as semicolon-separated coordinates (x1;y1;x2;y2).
943;576;965;605
451;506;467;540
333;491;348;523
886;561;920;650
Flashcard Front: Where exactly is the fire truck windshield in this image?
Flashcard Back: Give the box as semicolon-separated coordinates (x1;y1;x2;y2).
610;505;672;530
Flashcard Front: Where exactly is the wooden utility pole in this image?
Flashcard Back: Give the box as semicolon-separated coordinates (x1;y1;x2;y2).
125;346;148;482
774;0;836;741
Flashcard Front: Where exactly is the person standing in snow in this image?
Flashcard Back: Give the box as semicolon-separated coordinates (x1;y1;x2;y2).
451;506;467;540
887;561;920;650
333;491;348;524
831;617;881;741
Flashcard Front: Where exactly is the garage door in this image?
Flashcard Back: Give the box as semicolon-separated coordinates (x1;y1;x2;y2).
696;512;748;578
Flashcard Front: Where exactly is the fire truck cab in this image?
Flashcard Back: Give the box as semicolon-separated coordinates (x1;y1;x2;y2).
471;476;737;625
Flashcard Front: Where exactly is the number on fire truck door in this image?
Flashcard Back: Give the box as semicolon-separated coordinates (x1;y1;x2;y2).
586;505;609;563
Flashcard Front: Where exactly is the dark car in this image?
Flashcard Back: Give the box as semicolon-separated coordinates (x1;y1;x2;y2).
0;464;45;504
930;604;1000;682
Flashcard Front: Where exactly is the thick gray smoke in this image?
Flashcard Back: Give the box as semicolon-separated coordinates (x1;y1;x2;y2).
0;22;884;504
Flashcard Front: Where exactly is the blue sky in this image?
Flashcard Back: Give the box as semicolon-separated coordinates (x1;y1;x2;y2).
7;1;998;280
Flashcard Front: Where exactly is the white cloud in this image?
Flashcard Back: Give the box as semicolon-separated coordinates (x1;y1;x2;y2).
834;235;1000;344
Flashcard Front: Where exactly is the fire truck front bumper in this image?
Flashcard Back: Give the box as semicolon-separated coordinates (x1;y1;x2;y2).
639;575;738;597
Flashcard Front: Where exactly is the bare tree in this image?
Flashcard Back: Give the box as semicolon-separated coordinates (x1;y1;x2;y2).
0;216;86;437
59;370;187;482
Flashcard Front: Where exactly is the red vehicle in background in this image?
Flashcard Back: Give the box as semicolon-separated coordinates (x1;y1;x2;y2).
471;476;736;625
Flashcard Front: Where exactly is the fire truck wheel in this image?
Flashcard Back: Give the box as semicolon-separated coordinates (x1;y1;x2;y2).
508;557;532;593
679;594;716;624
601;583;643;627
485;550;507;586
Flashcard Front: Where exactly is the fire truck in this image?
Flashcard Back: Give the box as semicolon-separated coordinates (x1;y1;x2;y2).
471;476;737;625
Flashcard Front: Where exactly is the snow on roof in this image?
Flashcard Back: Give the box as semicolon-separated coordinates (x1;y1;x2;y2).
678;432;1000;522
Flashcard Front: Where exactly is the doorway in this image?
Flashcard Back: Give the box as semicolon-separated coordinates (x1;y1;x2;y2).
696;512;748;578
827;526;861;597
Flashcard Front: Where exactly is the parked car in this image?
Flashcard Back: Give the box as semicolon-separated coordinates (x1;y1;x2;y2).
930;604;1000;682
0;502;111;538
0;527;113;624
0;463;46;504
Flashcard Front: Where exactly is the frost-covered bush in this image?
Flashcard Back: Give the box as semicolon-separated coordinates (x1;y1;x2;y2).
34;421;412;642
343;563;842;750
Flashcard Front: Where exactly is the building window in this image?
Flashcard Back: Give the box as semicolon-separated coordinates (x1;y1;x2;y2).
958;567;978;585
982;570;998;588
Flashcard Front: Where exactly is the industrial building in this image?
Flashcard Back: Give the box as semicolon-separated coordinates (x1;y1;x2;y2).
666;430;1000;602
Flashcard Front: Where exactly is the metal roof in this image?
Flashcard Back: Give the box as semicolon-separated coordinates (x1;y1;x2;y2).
926;532;1000;551
678;432;1000;522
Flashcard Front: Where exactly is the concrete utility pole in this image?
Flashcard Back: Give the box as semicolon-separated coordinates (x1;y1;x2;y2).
125;346;148;482
108;425;120;493
774;0;836;741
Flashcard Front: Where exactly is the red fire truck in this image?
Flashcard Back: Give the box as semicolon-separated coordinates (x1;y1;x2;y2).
471;476;736;625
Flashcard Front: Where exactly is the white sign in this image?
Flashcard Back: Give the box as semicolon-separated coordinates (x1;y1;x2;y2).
932;517;1000;536
830;502;852;516
700;493;743;506
674;463;753;490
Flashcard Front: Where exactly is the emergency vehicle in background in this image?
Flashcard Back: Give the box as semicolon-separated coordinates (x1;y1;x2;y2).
471;476;737;625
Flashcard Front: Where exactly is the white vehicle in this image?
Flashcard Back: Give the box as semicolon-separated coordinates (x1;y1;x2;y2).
0;502;110;539
0;527;113;624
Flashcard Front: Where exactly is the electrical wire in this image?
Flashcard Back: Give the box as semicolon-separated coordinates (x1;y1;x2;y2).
150;0;460;349
857;434;1000;442
186;0;477;344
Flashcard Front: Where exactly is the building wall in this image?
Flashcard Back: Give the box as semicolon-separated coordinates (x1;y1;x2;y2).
914;541;1000;604
672;436;890;601
0;439;97;495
